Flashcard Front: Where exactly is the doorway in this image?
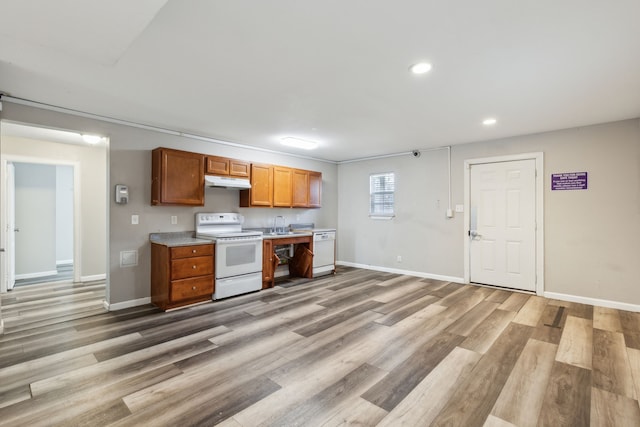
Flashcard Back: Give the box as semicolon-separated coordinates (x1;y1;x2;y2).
463;153;544;294
12;162;75;287
0;121;108;330
2;157;81;291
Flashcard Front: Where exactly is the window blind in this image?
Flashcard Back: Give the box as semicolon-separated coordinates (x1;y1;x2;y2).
370;172;395;217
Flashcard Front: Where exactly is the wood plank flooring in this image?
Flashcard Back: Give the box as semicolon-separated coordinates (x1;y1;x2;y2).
1;267;640;426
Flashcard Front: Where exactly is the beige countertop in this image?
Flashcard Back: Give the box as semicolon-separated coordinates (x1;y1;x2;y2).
149;232;214;247
261;231;313;240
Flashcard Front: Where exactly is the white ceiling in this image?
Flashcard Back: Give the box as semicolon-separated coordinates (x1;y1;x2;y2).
1;0;639;162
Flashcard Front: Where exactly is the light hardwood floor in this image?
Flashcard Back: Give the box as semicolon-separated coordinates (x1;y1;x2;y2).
1;267;640;426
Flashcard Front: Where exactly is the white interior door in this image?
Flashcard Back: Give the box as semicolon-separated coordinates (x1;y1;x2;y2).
469;159;536;291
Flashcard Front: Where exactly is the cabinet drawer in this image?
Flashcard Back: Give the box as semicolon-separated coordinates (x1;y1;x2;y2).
171;256;214;280
171;244;213;259
170;276;214;302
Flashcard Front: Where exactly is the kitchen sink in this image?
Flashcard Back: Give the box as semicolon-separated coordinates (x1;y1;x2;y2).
266;231;308;236
242;226;311;237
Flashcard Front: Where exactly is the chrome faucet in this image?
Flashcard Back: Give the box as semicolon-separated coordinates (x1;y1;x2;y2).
273;216;286;234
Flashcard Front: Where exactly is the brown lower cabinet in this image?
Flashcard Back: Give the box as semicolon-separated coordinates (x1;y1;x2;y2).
262;236;313;289
151;243;214;310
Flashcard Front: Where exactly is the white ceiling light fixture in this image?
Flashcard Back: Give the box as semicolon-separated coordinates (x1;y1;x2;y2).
81;134;104;144
410;62;432;74
482;118;497;126
281;137;319;150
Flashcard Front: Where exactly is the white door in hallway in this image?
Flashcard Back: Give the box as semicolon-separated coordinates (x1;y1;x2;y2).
469;159;536;291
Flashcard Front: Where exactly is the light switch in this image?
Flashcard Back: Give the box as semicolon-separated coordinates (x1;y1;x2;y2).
171;215;178;225
131;215;139;225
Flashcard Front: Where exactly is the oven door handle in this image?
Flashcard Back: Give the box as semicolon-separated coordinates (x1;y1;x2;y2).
217;236;264;244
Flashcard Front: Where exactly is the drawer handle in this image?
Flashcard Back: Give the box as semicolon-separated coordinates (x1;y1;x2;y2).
192;286;197;290
192;265;197;269
192;249;197;253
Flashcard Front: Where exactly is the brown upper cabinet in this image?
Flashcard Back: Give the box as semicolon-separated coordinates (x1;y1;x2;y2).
258;166;321;208
292;169;310;207
273;166;293;207
206;155;250;178
151;147;322;208
308;171;322;208
241;165;322;208
152;147;205;206
240;163;273;207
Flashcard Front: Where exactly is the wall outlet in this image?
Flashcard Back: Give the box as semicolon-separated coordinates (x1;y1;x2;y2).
455;204;464;213
171;215;178;225
131;214;139;225
396;255;402;262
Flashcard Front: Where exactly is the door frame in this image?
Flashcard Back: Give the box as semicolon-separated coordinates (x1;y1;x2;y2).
463;152;544;295
1;155;82;292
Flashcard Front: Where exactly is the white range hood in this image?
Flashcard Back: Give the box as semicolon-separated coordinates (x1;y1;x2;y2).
205;175;251;189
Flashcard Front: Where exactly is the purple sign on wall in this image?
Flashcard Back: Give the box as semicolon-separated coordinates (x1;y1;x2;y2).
551;172;588;190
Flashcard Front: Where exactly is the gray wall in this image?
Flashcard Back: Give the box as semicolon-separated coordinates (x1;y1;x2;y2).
14;163;57;277
338;148;456;278
338;118;640;306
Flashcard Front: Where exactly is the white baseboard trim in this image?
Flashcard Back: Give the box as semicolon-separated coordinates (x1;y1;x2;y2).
544;291;640;313
104;297;151;312
15;270;58;280
336;261;464;284
81;274;106;282
56;259;74;266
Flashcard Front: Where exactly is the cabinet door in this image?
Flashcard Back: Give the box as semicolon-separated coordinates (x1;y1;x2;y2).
308;171;322;208
273;166;293;207
152;148;204;206
249;163;273;206
262;239;274;288
229;160;250;177
205;156;230;175
292;169;309;207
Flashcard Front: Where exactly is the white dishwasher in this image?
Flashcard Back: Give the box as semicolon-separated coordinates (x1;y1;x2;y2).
312;230;336;277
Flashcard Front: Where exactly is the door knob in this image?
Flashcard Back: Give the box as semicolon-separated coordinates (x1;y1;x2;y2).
470;230;482;239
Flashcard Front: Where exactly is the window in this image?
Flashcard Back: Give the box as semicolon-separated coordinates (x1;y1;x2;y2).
369;172;395;218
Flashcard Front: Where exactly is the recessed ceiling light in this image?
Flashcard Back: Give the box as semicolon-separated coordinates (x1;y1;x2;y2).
281;137;318;150
81;134;103;144
482;118;497;126
410;62;432;74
